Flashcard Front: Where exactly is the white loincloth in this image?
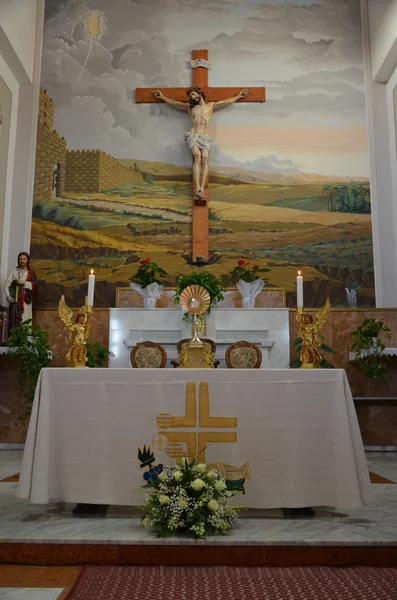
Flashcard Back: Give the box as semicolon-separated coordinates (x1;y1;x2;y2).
184;132;212;152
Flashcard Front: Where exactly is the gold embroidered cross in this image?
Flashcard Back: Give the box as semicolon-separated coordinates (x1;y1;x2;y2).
153;382;237;463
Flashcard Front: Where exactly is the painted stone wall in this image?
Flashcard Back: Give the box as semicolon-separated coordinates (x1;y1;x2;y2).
65;150;143;193
33;89;67;204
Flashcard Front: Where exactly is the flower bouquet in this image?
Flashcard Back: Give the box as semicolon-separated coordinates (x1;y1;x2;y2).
229;258;270;308
129;258;168;308
137;458;243;539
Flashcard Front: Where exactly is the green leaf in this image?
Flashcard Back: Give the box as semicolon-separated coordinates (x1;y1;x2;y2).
319;343;334;353
289;358;301;368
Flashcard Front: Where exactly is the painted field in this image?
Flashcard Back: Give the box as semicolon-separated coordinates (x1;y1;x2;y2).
31;171;374;308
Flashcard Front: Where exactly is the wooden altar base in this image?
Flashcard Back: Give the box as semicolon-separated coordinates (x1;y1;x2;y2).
1;541;397;568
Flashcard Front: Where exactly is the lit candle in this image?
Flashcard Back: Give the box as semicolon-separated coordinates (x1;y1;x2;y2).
87;269;95;306
296;270;303;308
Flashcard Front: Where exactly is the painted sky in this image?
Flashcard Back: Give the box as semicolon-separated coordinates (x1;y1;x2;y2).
42;0;368;177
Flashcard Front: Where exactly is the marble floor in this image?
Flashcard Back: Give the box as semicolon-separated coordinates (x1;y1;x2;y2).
0;450;396;596
0;450;396;547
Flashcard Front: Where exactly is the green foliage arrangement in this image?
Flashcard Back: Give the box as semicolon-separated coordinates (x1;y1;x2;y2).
229;258;270;284
129;257;168;288
351;318;391;382
6;320;51;416
290;335;334;368
86;339;111;368
137;457;243;539
173;271;226;313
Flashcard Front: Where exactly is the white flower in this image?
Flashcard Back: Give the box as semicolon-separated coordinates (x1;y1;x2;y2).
173;470;183;481
181;457;190;466
207;470;218;479
225;491;232;498
195;463;207;474
214;480;226;492
159;494;170;505
158;471;167;482
178;499;188;510
207;499;219;512
191;478;205;491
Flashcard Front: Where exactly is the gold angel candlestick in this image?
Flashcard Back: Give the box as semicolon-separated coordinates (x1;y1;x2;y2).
58;295;92;368
296;298;331;368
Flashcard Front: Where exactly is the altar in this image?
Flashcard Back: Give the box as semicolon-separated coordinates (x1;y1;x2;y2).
109;307;290;368
17;367;372;510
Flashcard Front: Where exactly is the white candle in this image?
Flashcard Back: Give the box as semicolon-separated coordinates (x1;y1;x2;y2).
87;269;95;307
296;270;303;308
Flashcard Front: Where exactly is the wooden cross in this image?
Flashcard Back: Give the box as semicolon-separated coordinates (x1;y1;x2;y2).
136;50;265;264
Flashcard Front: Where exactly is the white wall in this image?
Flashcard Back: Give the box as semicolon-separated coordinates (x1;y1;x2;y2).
0;0;44;305
369;0;397;82
0;0;39;83
361;0;397;307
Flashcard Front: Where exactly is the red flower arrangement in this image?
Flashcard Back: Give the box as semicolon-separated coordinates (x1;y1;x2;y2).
229;257;270;284
129;258;168;288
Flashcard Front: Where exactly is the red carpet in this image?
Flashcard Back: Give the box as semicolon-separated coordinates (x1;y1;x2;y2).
65;565;397;599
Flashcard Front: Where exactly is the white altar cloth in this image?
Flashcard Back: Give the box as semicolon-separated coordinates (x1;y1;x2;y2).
17;368;373;509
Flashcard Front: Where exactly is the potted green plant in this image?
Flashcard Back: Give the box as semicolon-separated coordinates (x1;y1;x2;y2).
6;319;51;417
174;271;226;315
229;258;270;308
129;257;168;308
86;339;111;368
351;318;391;381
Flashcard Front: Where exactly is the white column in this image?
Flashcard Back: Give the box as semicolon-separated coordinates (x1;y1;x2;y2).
361;0;397;306
0;0;44;305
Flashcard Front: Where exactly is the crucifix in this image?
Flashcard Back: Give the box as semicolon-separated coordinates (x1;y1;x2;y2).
136;50;265;264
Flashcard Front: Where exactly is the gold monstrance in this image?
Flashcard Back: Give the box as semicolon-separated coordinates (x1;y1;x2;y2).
179;285;210;347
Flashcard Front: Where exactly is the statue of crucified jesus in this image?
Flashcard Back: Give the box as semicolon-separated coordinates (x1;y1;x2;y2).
153;86;249;205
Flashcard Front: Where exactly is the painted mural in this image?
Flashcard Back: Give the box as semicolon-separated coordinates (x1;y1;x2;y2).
31;0;373;308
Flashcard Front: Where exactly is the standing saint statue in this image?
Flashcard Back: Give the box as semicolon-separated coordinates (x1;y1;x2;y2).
153;86;249;205
3;252;37;335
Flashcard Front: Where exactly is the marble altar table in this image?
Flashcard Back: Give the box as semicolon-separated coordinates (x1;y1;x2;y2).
109;307;290;368
17;368;372;509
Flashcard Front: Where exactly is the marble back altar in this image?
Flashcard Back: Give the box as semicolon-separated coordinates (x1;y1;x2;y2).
109;307;290;368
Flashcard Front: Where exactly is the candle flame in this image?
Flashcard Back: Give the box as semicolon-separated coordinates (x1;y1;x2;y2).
298;270;301;276
90;269;94;275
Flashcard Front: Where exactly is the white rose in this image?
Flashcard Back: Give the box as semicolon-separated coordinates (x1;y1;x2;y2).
207;499;219;512
225;490;232;498
159;494;170;505
173;471;183;481
214;480;226;492
207;470;217;479
195;463;207;474
178;499;188;510
190;478;205;491
158;471;167;482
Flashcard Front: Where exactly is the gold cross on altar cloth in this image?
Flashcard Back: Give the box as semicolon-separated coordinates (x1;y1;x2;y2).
135;50;266;264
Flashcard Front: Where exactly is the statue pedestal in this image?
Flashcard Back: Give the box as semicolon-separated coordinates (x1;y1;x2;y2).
109;307;290;369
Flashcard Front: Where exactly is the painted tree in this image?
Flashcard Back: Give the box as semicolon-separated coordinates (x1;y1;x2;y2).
322;184;339;212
